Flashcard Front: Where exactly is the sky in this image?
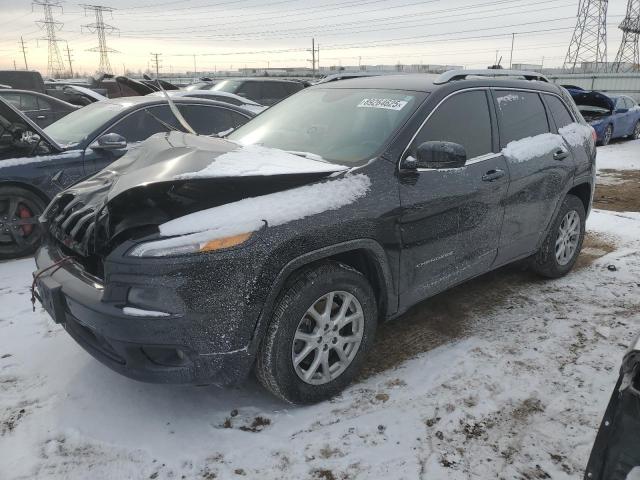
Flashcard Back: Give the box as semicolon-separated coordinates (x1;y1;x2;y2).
0;0;631;76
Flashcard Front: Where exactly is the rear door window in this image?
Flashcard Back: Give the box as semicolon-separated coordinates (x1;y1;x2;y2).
495;91;549;146
544;95;575;130
178;105;249;135
105;105;179;143
20;93;38;111
413;90;493;159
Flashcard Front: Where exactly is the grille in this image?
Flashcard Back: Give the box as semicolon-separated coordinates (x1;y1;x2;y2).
49;195;98;258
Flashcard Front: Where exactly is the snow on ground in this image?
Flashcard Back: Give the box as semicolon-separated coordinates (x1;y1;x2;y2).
596;138;640;171
1;208;638;480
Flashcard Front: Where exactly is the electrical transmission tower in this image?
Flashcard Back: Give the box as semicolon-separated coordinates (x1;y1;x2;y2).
612;0;640;72
563;0;609;73
33;0;66;78
81;4;118;74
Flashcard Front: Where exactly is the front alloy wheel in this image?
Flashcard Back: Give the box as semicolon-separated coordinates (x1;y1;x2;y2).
292;291;364;385
0;187;46;260
602;125;613;146
256;262;377;404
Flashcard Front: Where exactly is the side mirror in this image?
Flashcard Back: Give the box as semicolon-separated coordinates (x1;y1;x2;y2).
90;133;127;151
615;108;629;114
403;141;467;170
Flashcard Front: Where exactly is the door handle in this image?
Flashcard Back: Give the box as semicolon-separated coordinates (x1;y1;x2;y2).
482;169;505;182
553;148;569;161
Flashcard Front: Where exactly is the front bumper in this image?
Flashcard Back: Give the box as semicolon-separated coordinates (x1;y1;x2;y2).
34;240;264;385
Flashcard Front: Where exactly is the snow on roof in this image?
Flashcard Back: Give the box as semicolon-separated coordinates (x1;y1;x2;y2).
157;173;371;245
502;122;592;163
174;143;347;179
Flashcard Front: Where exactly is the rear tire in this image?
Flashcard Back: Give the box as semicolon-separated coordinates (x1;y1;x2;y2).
530;194;586;279
0;187;46;260
255;261;377;404
630;121;640;141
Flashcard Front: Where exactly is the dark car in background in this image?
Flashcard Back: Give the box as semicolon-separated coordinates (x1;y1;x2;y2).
211;78;305;105
0;96;254;259
33;71;596;404
0;89;79;127
585;333;640;479
567;87;640;145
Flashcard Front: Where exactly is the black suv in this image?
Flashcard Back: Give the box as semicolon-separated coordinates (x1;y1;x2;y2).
33;71;596;404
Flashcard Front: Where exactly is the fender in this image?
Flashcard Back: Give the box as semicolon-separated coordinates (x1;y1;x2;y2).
247;238;396;354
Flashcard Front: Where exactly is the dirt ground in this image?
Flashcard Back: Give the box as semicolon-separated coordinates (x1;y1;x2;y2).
594;169;640;212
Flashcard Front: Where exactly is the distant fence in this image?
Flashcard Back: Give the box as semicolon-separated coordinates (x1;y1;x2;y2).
547;73;640;101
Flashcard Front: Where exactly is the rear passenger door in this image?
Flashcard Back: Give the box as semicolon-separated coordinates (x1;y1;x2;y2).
493;90;575;264
398;89;509;307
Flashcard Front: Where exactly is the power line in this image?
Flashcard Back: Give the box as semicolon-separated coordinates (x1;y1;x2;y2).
81;4;118;74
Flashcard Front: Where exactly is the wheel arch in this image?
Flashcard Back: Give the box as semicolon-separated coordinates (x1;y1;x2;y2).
567;181;592;214
0;180;51;205
248;239;396;354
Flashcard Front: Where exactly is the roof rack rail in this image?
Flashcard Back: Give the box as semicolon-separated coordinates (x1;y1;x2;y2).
433;69;549;85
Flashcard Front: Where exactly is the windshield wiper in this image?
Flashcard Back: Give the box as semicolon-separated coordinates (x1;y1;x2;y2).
284;150;330;163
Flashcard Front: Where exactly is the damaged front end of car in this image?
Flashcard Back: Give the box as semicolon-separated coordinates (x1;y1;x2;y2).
585;334;640;480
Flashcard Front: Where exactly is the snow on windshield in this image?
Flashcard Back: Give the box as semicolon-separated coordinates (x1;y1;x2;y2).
174;143;347;179
157;174;370;244
502;122;592;163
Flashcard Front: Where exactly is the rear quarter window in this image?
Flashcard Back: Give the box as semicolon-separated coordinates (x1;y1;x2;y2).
544;95;575;130
495;91;549;146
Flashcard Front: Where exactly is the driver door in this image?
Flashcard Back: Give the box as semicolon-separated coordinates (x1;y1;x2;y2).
398;89;508;308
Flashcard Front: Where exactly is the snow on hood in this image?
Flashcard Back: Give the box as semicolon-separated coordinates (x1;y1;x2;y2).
156;173;371;246
502;122;592;163
174;143;348;179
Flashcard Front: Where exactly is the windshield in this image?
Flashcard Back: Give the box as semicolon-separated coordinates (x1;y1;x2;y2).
44;101;127;145
212;80;243;94
228;88;423;164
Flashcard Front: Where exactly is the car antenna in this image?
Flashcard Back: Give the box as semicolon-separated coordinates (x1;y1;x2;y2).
155;76;197;135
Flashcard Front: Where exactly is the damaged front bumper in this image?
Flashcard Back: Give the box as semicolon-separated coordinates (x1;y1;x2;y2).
33;237;268;385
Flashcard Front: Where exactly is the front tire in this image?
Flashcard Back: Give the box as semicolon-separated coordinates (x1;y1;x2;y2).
600;124;613;146
530;194;586;278
630;120;640;140
255;261;378;404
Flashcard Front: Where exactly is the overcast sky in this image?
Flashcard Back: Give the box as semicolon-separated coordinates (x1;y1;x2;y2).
0;0;630;75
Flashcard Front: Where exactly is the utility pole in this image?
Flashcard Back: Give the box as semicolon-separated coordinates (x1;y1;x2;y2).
307;38;320;79
33;0;66;78
564;0;609;73
193;54;197;80
509;33;515;69
19;37;29;70
81;4;118;74
65;41;74;77
13;60;17;70
612;0;640;72
150;52;161;77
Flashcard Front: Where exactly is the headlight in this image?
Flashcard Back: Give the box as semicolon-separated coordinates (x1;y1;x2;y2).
127;231;253;257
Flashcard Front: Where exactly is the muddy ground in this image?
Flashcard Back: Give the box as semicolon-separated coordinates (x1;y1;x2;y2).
594;169;640;212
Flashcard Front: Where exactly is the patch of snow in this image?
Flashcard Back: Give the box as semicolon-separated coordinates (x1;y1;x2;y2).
216;127;234;137
496;93;520;108
559;122;594;147
596;139;640;171
502;133;565;163
0;150;81;169
158;174;371;242
122;307;170;317
174;143;347;179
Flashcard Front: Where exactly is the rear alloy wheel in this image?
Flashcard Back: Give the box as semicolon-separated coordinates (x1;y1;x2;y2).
256;262;377;404
0;187;46;260
601;124;613;146
530;194;586;278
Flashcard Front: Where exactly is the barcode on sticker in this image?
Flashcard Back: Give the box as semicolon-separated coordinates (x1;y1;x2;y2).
357;98;408;111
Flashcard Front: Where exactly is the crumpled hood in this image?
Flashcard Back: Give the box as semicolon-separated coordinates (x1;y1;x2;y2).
97;131;348;202
567;88;615;112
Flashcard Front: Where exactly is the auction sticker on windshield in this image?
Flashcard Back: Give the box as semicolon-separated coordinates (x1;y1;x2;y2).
357;98;408;111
